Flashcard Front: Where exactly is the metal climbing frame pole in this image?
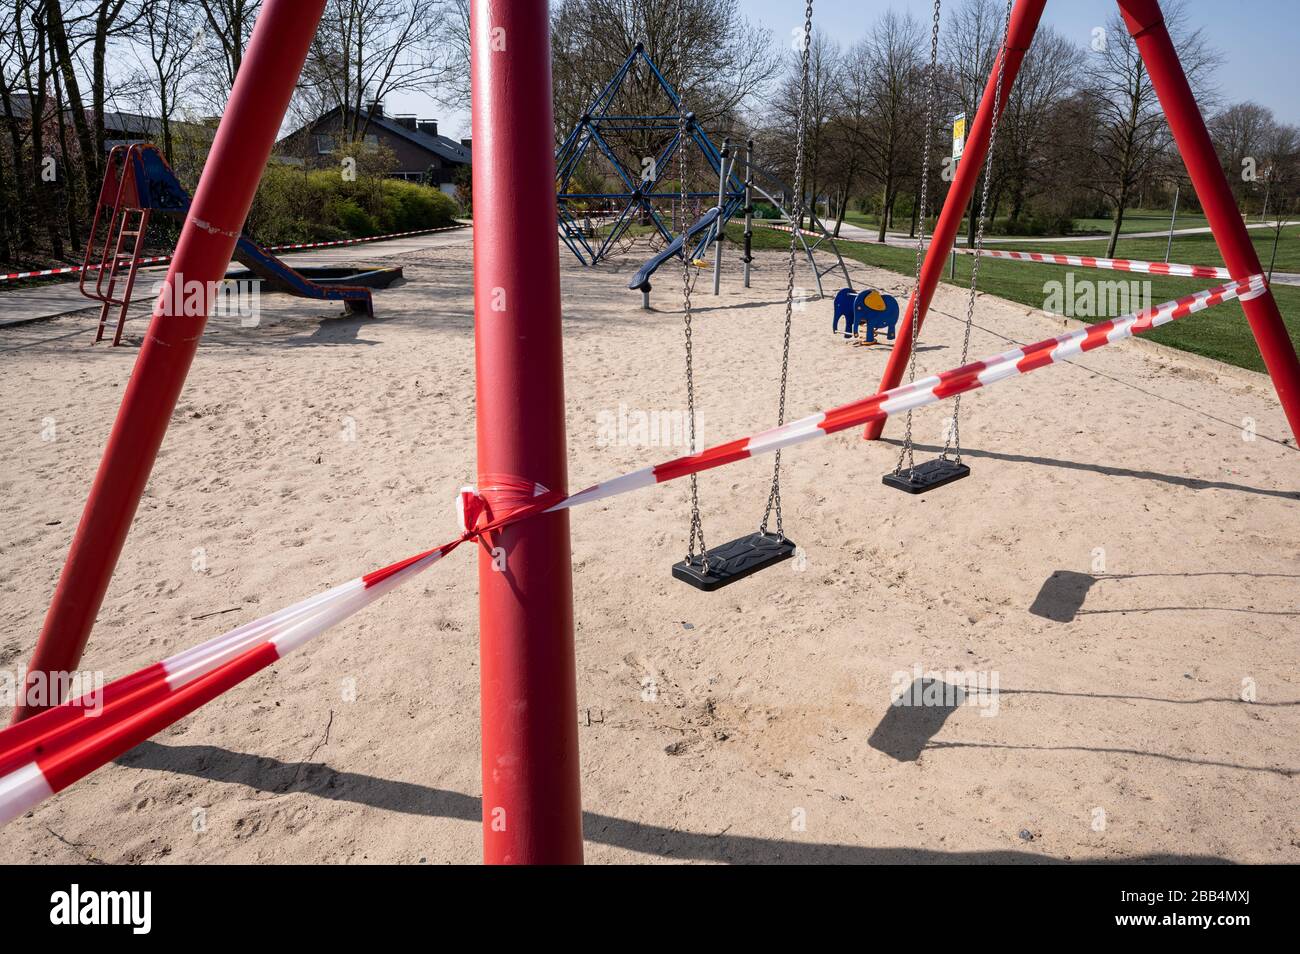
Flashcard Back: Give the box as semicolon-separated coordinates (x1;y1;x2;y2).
713;139;730;295
470;0;584;864
12;0;327;724
863;0;1047;441
1117;0;1300;442
743;140;754;288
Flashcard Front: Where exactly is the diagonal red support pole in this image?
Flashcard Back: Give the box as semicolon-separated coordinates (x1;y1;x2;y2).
470;0;584;863
863;0;1047;441
11;0;328;723
1117;0;1300;442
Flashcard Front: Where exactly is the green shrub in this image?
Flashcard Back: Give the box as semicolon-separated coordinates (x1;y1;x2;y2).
330;197;380;236
246;163;458;245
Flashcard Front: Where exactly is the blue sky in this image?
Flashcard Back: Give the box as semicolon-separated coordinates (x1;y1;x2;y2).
391;0;1299;139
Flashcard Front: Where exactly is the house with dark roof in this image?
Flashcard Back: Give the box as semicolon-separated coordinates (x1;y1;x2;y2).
275;103;471;195
5;94;216;152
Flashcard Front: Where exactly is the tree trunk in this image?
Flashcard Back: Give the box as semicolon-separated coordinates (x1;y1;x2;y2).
0;143;13;262
0;76;34;251
44;1;98;204
876;182;891;243
30;34;65;259
52;67;82;253
909;190;920;238
1008;178;1025;233
965;174;979;248
1106;196;1127;258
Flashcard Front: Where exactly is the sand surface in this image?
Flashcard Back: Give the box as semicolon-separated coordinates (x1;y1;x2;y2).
1;233;1297;864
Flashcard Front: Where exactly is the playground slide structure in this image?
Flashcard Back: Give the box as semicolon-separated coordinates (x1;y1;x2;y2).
626;205;721;309
81;143;401;345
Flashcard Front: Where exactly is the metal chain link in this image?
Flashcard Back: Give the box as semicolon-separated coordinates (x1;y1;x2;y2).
943;0;1014;465
679;79;709;568
760;0;813;539
895;0;943;479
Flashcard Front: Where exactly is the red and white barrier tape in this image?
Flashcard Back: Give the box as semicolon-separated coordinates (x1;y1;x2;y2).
950;246;1232;279
0;225;467;284
0;273;1265;826
760;221;1233;281
0;545;454;825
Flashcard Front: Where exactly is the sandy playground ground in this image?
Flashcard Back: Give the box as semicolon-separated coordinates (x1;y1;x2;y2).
0;231;1296;864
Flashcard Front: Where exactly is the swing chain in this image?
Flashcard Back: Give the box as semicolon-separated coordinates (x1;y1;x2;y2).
895;0;942;479
680;88;709;568
943;0;1014;465
760;0;813;539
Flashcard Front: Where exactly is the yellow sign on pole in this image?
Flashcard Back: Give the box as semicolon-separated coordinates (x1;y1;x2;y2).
952;112;966;162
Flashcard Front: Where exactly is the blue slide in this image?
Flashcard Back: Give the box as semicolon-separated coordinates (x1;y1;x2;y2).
126;144;391;317
627;206;722;294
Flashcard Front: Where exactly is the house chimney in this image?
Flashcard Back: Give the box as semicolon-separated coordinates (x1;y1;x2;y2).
417;120;439;137
460;138;472;149
395;115;418;131
366;101;384;118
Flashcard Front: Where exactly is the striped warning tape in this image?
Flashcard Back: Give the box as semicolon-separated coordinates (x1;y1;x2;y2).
0;273;1265;826
950;246;1232;279
0;224;468;284
759;221;1234;280
0;545;455;826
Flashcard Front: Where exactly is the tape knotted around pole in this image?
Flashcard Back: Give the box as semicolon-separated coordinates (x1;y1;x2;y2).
458;475;567;544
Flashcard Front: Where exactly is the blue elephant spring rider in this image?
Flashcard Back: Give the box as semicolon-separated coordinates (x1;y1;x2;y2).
832;287;899;344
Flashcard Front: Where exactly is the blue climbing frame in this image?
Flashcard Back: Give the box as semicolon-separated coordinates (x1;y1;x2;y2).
555;42;745;266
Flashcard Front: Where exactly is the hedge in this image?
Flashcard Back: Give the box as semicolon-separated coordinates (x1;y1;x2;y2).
246;166;458;245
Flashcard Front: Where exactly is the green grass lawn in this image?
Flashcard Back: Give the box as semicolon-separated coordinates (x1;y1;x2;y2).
1065;207;1213;236
987;227;1300;273
734;221;1300;374
836;206;1218;238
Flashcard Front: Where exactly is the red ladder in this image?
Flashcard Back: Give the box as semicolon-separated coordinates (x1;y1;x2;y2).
81;144;152;346
93;206;151;345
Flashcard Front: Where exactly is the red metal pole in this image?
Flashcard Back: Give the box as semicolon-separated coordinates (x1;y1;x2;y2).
11;0;327;723
1118;0;1300;443
863;0;1047;441
470;0;584;863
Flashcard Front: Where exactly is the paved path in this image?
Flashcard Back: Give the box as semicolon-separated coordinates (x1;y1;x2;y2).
0;227;472;329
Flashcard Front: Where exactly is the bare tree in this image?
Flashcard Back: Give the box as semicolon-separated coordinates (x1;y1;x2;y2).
134;0;196;164
0;0;36;252
763;29;841;229
15;1;66;256
1210;101;1274;207
840;11;924;242
194;0;262;99
551;0;771;137
996;26;1082;232
1256;121;1299;278
301;0;450;139
1085;4;1217;256
942;0;1004;246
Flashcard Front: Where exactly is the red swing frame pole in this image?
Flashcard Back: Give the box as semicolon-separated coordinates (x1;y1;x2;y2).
10;0;328;724
470;0;584;863
863;0;1047;441
1117;0;1300;441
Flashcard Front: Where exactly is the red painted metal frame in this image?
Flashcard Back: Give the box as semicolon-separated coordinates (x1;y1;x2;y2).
865;0;1300;444
1116;0;1300;439
862;0;1047;441
12;0;328;723
470;0;584;864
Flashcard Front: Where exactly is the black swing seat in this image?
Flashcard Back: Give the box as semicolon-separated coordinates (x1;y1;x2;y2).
882;457;970;494
672;532;797;591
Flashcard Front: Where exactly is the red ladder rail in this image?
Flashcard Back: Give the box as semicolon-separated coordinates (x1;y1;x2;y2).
93;206;151;345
